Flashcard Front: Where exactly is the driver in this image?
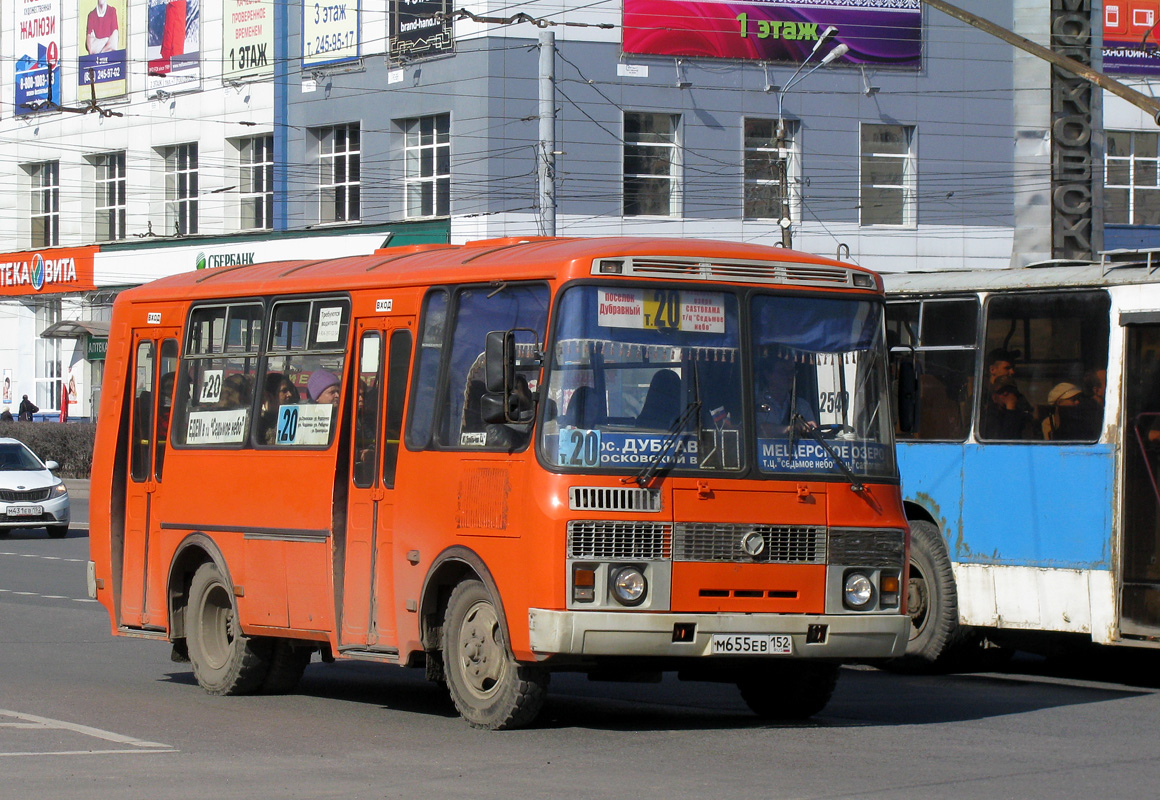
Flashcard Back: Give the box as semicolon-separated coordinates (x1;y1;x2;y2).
755;352;816;437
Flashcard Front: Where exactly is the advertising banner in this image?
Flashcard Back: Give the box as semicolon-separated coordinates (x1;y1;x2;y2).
223;0;272;80
78;0;127;99
1104;1;1160;76
390;0;453;61
15;0;62;115
304;0;360;67
622;0;922;67
0;247;98;297
146;0;200;95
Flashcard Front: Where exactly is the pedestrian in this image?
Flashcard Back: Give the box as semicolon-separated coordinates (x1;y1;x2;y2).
60;382;69;423
17;395;38;422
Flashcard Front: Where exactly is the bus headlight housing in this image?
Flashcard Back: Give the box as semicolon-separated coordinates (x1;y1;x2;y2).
610;566;647;606
843;571;874;610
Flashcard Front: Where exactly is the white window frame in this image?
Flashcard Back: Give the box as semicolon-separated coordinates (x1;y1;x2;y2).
859;123;916;227
743;118;799;221
94;151;127;242
35;299;62;412
623;111;682;217
1106;130;1160;225
239;135;274;231
316;124;360;224
29;161;60;247
402;114;450;219
162;143;198;235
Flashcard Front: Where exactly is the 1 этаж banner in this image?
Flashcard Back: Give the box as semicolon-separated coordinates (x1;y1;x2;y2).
223;0;272;80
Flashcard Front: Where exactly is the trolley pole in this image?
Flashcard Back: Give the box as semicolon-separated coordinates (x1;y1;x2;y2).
538;30;556;237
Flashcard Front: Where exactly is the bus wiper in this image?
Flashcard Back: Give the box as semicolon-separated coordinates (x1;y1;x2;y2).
791;414;866;494
632;400;702;488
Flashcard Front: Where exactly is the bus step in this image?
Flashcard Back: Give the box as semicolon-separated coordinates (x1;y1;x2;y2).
336;646;401;663
116;626;168;640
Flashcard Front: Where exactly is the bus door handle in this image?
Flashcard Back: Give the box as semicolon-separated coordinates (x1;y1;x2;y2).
370;486;386;502
145;479;158;494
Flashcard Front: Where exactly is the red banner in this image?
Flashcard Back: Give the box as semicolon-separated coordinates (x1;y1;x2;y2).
0;246;97;296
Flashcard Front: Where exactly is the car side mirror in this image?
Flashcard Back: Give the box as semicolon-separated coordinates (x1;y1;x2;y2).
44;460;59;471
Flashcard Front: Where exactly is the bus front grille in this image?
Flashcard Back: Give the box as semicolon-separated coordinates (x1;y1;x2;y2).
569;486;662;512
673;524;827;564
827;528;907;567
567;521;672;561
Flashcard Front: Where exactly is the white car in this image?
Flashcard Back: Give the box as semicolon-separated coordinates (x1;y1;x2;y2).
0;438;70;538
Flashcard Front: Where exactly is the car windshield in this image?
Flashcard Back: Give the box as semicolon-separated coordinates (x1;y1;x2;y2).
0;443;44;471
540;285;743;474
750;294;895;480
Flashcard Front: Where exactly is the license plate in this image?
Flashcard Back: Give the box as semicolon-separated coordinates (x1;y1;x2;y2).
6;505;42;517
711;634;793;655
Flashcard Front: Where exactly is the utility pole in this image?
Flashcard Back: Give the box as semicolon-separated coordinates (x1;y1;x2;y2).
538;30;556;237
776;122;792;248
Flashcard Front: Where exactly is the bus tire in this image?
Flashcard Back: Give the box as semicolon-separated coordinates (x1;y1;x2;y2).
900;520;964;667
737;662;840;720
186;561;272;696
260;640;312;695
442;579;548;730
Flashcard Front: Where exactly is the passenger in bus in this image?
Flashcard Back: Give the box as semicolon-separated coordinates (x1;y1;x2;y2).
259;373;299;444
636;370;682;430
562;385;606;429
1042;382;1084;440
308;369;341;406
218;374;253;410
755;355;815;437
980;349;1035;439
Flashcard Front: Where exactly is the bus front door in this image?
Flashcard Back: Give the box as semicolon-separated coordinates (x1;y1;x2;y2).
340;324;413;651
1121;323;1160;636
121;332;179;630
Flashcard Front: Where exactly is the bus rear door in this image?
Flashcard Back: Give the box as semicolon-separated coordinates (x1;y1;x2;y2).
340;320;413;652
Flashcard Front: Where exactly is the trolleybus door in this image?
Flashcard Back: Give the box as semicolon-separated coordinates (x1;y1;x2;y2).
1121;322;1160;636
341;322;412;649
121;331;179;629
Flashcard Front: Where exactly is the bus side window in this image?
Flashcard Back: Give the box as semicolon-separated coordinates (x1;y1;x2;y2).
383;330;413;488
130;340;155;483
154;338;178;480
406;290;448;450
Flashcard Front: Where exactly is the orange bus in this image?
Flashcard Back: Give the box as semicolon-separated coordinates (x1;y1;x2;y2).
88;236;910;729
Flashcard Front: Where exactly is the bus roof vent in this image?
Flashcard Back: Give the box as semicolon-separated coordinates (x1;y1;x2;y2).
595;257;856;288
569;486;662;513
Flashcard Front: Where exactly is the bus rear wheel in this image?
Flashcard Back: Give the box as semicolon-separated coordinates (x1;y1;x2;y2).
737;662;840;720
186;561;272;695
443;579;548;730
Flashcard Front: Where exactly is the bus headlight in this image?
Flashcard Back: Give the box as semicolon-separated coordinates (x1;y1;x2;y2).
610;566;647;606
843;572;874;609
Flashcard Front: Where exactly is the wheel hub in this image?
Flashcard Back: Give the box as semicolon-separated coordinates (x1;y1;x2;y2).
457;600;506;699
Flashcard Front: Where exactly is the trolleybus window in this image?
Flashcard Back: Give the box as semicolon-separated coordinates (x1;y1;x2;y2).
259;297;350;447
173;302;263;448
751;294;894;479
540;286;743;472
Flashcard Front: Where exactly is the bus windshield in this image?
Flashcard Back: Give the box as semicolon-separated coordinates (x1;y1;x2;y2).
751;294;894;480
541;285;744;474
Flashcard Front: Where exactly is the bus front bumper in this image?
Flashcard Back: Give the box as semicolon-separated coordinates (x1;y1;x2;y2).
527;609;909;659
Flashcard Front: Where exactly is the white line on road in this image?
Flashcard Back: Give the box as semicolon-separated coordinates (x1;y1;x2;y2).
0;552;85;563
0;749;179;757
0;709;174;751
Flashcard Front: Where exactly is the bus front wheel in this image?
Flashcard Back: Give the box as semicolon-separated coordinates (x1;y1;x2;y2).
902;520;963;666
442;579;548;730
737;662;840;720
185;561;272;695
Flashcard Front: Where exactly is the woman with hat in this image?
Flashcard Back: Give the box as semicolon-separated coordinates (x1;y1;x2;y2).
1042;382;1083;440
307;369;341;406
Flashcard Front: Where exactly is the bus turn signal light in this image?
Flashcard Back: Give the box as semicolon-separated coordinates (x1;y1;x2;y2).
573;566;596;603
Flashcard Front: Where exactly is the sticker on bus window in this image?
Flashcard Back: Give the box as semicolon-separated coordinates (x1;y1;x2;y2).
198;370;224;404
275;403;333;445
316;307;344;343
597;288;725;333
186;408;249;445
460;431;488;447
757;438;890;473
557;428;602;467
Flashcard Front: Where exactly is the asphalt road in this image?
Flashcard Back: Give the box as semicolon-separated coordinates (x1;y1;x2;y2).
3;487;1160;799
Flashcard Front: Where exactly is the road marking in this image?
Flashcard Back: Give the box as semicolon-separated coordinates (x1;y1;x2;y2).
0;710;175;757
0;588;97;604
0;552;85;563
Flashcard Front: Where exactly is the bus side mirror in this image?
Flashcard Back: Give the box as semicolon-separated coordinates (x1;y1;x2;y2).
480;392;507;424
896;356;918;433
485;330;514;394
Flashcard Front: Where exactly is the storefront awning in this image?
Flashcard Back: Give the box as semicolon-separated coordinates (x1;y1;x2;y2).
39;319;111;339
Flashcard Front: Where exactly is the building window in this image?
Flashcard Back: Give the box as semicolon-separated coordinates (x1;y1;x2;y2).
162;143;198;235
95;152;126;241
624;112;681;216
860;124;915;226
1107;130;1160;224
239;135;274;230
402;114;450;218
744;118;798;220
316;124;360;223
29;161;60;247
35;299;62;412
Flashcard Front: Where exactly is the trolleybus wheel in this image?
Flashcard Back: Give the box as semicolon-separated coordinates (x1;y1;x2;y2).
900;520;963;667
186;561;272;696
737;662;840;720
443;579;548;730
260;639;312;694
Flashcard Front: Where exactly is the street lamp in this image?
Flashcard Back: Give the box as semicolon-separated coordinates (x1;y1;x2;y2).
774;27;849;247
